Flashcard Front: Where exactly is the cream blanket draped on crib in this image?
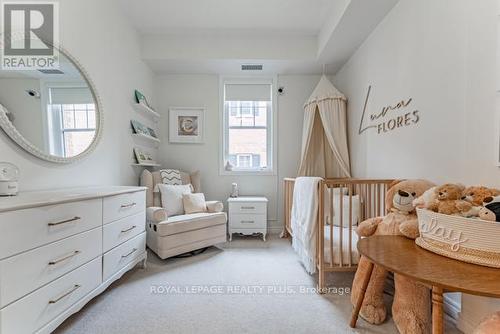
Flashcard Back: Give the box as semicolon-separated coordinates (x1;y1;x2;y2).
291;177;322;274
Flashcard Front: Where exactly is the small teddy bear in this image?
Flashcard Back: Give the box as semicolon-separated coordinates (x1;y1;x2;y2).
428;183;473;216
413;186;437;209
462;186;500;206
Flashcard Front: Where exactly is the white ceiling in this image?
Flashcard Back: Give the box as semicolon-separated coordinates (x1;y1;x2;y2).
116;0;399;75
118;0;336;35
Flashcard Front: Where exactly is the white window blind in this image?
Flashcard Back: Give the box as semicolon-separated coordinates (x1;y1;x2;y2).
224;83;272;102
49;87;93;105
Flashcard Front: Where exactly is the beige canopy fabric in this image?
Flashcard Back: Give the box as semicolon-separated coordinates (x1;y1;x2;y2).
298;75;351;178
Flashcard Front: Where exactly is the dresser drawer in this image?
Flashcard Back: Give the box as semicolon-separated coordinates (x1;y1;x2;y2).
230;214;267;229
0;199;102;259
103;191;145;224
0;256;102;334
103;211;145;252
0;227;101;308
229;202;267;215
103;232;145;281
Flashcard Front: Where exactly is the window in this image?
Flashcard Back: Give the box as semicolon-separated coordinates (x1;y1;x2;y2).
47;86;96;157
221;78;275;174
59;103;96;157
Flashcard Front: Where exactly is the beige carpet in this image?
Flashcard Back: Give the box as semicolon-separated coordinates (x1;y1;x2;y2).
55;235;460;334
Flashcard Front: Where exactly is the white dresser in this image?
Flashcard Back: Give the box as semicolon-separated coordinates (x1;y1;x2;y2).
0;186;147;334
228;196;268;241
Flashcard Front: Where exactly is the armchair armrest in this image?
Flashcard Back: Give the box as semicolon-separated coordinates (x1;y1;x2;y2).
206;201;224;213
146;207;168;223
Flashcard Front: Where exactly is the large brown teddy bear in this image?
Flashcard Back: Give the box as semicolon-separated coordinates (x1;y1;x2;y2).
351;179;435;334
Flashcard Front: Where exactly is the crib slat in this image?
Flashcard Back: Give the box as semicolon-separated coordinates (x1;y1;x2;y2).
339;184;343;267
329;186;333;267
349;184;353;267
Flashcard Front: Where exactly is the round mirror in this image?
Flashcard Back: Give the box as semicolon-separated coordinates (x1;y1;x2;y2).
0;48;102;163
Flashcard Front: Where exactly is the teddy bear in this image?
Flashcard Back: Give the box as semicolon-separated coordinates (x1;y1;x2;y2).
412;186;437;209
462;186;500;206
479;196;500;222
427;183;474;216
473;311;500;334
351;179;435;334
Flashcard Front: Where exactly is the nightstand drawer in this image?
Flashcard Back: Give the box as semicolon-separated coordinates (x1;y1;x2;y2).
230;214;266;229
229;202;266;215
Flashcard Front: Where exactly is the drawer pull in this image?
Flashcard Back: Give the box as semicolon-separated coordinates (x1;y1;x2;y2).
48;216;81;227
121;225;137;233
241;206;255;210
48;284;81;304
241;220;255;224
48;250;81;265
121;202;137;209
121;248;137;258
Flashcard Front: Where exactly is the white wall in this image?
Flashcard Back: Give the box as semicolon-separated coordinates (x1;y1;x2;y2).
0;0;154;191
0;79;44;149
333;0;498;331
154;74;319;230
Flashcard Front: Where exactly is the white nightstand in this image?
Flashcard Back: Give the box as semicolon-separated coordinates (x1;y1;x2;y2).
227;196;268;241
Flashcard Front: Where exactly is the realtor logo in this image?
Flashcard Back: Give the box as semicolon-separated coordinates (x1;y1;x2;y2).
1;1;59;70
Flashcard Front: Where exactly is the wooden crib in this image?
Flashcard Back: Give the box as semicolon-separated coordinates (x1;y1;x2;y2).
282;178;395;289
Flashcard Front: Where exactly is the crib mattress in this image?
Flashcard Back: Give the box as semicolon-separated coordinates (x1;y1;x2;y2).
323;226;359;265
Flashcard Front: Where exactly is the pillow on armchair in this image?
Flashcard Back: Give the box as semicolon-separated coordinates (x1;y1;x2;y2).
157;184;193;216
183;193;207;214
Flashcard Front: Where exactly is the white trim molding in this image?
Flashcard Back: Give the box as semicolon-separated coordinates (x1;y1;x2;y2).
218;75;278;176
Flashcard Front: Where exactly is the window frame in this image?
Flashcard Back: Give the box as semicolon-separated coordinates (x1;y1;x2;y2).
43;82;96;157
219;76;277;176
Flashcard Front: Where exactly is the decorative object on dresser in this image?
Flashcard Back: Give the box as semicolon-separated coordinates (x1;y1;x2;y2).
169;107;205;144
230;183;238;198
0;45;102;164
228;196;268;241
0;186;147;334
0;162;19;196
140;169;227;259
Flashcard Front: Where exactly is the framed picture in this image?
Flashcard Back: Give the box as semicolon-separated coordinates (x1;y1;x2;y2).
133;147;155;165
169;107;205;143
131;120;150;136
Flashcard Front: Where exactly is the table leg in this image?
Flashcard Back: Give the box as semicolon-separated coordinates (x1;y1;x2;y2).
350;261;374;328
432;286;444;334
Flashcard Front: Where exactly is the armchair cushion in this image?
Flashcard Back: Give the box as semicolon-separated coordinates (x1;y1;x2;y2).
154;212;227;237
146;207;168;223
206;201;224;213
183;193;207;214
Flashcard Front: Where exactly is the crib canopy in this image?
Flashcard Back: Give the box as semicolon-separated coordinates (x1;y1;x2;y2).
298;75;351;178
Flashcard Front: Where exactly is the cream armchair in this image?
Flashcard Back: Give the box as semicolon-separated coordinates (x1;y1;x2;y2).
141;170;227;259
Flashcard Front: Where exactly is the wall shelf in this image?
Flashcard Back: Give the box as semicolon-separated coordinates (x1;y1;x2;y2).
133;103;160;121
131;163;161;168
132;132;161;146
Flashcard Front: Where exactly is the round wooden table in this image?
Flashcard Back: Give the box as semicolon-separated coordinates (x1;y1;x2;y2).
350;236;500;334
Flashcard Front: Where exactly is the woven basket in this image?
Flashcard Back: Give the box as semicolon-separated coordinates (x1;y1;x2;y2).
416;208;500;268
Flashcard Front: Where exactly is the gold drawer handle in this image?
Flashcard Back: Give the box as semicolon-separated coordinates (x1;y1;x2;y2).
241;220;254;224
48;216;81;227
48;284;81;304
121;225;137;233
121;248;137;258
48;251;81;265
121;202;136;209
241;206;255;210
